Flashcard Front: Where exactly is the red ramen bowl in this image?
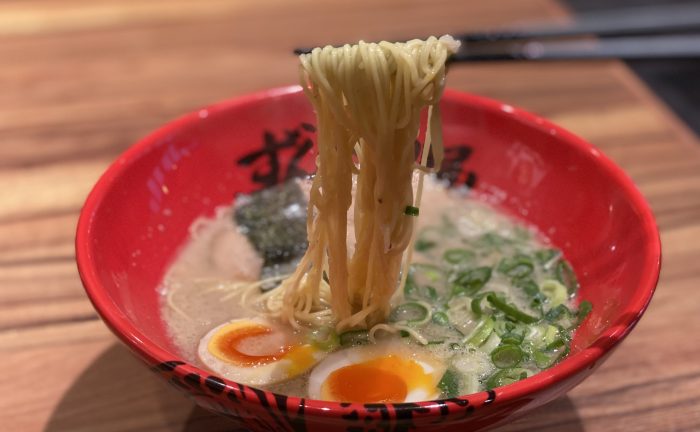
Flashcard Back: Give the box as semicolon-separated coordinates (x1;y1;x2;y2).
76;86;660;431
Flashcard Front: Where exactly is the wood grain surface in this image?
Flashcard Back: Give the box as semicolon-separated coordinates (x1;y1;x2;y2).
2;0;700;431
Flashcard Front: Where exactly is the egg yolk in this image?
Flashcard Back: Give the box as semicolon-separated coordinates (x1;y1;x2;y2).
322;355;433;403
285;344;319;376
209;324;291;366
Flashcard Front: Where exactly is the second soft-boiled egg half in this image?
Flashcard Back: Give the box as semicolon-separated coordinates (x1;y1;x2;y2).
198;317;326;386
308;340;446;403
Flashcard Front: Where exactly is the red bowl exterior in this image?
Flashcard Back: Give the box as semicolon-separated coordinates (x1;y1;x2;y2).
76;86;661;431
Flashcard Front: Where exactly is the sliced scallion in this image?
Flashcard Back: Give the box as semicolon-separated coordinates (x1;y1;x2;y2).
309;327;340;351
491;344;524;368
464;316;495;347
415;227;442;252
555;260;578;293
415;238;437;252
534;248;558;265
451;267;492;297
544;304;574;328
576;300;593;325
541;279;568;307
438;369;461;398
432;311;450;326
541;324;560;348
499;331;525;346
475;232;509;251
545;338;566;351
413;263;445;284
486;293;539;324
404;272;419;298
390;302;430;325
515;278;540;297
424;285;439;301
405;205;420;216
339;329;370;346
533;349;557;369
443;248;476;265
485;368;529;390
470;292;490;317
497;254;535;279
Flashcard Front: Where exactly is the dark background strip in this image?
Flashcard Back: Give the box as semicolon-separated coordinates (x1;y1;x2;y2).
565;0;700;135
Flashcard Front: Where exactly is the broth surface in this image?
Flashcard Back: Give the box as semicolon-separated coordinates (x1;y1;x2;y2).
160;178;580;398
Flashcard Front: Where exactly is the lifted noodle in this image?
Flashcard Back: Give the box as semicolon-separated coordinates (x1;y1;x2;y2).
260;36;459;331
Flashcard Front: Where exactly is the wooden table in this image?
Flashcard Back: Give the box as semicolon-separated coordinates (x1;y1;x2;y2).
2;0;699;431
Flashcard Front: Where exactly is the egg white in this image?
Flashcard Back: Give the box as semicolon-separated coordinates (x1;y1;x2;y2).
198;317;325;386
308;339;446;402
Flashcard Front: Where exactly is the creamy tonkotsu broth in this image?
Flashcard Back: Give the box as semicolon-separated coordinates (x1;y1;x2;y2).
160;177;586;400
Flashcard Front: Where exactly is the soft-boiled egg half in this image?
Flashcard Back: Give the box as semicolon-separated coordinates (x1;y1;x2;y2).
198;317;325;386
308;340;446;403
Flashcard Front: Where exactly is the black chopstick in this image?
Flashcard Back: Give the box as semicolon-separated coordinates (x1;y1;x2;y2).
293;3;700;60
455;3;700;42
450;34;700;62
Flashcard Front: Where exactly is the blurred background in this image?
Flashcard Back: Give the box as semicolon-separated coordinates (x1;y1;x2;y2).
566;0;700;133
2;1;699;431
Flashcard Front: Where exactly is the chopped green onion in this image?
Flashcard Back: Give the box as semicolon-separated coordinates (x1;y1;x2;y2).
545;338;566;351
515;278;540;297
438;369;461;398
479;332;503;354
486;368;529;390
404;273;419;298
541;279;568;307
576;300;593;325
491;344;524;368
499;332;525;346
428;340;445;345
475;232;509;250
413;263;445;283
544;304;570;321
486;293;539;324
451;267;492;297
415;238;436;252
535;248;558;265
470;292;490;317
555;260;578;293
532;326;570;369
432;311;450;326
494;319;517;335
465;317;495;347
424;286;439;301
541;324;560;348
415;227;442;252
533;349;558;369
515;278;547;311
405;205;420;216
443;248;476;265
530;292;548;310
390;302;430;324
497;254;534;279
449;342;461;351
339;329;370;346
309;327;339;351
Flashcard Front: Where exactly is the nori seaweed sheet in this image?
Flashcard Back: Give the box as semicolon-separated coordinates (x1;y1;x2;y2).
234;180;308;267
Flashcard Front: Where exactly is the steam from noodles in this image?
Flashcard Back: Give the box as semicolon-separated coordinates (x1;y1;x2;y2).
269;36;459;331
